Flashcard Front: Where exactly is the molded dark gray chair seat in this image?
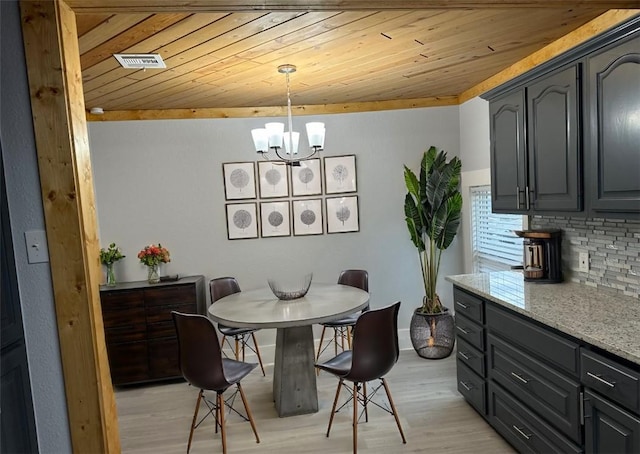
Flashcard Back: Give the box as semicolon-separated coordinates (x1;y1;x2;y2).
210;277;265;376
315;301;406;453
316;270;369;362
172;311;260;454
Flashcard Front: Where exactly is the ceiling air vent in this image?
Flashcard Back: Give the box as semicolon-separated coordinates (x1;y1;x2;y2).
114;53;166;69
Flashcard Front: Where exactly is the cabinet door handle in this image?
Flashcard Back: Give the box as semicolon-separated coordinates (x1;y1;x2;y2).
580;391;584;426
510;372;529;384
516;186;521;208
459;351;472;360
456;326;470;335
512;425;532;440
525;185;530;210
459;381;473;391
586;372;616;388
456;301;468;309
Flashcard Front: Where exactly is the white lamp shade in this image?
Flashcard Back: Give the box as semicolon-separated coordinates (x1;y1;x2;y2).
265;122;284;149
251;128;269;152
283;131;300;155
306;122;325;149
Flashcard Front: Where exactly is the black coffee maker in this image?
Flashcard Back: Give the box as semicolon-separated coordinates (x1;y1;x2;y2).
514;229;563;283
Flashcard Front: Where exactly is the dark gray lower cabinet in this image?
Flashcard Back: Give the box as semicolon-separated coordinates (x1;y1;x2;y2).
453;284;640;453
584;390;640;454
488;382;582;454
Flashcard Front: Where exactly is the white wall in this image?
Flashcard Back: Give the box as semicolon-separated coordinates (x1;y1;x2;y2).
459;97;492;273
1;1;71;450
88;107;463;352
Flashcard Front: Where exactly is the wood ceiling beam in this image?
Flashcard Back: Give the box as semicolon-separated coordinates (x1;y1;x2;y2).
19;0;120;452
67;1;640;14
85;96;459;121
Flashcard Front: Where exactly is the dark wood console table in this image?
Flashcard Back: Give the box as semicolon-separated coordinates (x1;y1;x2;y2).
99;275;205;386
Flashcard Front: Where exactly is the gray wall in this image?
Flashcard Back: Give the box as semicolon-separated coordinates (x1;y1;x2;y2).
1;0;72;451
88;107;464;351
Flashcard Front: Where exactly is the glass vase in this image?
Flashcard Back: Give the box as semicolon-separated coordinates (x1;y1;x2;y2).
106;263;116;287
147;263;160;284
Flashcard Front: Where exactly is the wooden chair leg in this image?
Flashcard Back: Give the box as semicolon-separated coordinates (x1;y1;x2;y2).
250;333;266;376
234;338;240;361
352;382;358;454
327;378;343;437
316;326;327;375
237;383;260;443
187;390;203;453
333;328;339;356
347;326;353;349
381;378;406;444
218;393;227;454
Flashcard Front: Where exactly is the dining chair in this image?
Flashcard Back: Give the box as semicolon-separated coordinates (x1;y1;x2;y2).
209;277;265;376
315;301;406;453
316;269;369;364
171;311;260;454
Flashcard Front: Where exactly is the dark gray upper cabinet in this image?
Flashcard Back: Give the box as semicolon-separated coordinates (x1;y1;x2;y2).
527;65;582;212
490;89;527;212
586;33;640;217
489;65;581;214
484;17;640;218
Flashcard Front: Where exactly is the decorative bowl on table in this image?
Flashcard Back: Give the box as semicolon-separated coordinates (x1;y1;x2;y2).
268;273;313;300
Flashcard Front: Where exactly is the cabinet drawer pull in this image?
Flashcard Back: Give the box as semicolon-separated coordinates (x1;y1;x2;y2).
516;186;521;207
459;381;473;391
459;351;472;360
512;425;532;440
510;372;529;384
456;326;470;335
586;372;616;388
455;301;468;309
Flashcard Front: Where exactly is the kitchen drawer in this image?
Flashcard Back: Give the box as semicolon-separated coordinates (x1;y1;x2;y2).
146;302;195;324
107;341;149;386
456;314;484;351
581;349;640;414
102;306;145;329
148;338;181;379
104;323;147;344
486;303;579;377
488;333;581;443
488;382;581;454
453;287;484;323
144;285;196;307
457;361;486;416
457;337;485;377
100;289;144;311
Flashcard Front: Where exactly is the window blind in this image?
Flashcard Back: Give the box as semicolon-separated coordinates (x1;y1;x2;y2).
471;186;523;273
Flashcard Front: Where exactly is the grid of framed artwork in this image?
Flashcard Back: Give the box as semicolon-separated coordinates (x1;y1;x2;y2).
222;155;359;239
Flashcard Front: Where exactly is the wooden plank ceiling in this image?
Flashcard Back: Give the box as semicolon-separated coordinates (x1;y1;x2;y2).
75;6;631;115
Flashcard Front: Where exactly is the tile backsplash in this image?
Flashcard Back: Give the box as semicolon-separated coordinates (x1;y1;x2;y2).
531;216;640;299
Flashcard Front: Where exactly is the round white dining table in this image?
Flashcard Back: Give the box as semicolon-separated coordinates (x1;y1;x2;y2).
208;283;369;417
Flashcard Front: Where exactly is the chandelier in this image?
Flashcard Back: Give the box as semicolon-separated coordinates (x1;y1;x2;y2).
251;64;325;166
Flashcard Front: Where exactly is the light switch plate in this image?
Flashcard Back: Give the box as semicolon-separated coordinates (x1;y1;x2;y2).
25;230;49;263
578;251;589;272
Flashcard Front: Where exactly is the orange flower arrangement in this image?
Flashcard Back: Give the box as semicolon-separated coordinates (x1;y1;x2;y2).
137;244;171;267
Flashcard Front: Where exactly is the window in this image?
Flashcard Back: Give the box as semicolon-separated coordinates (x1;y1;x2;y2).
471;185;523;273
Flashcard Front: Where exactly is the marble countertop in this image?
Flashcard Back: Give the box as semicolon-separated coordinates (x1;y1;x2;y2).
445;271;640;365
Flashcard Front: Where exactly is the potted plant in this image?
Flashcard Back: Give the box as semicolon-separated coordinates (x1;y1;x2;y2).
404;146;462;359
99;243;125;287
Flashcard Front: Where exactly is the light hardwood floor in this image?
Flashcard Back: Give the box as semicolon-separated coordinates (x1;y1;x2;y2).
115;351;515;453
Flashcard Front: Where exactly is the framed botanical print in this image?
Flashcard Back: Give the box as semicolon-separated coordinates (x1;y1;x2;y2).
223;162;256;200
291;158;322;196
260;201;291;237
324;155;357;194
326;196;359;234
258;161;289;198
225;203;258;239
292;199;323;236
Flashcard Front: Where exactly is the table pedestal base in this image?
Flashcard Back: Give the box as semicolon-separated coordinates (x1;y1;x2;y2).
273;325;318;417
